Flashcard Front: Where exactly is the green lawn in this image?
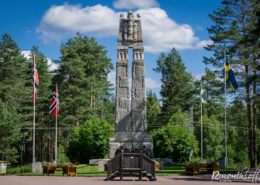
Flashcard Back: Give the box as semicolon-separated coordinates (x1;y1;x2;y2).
6;163;241;177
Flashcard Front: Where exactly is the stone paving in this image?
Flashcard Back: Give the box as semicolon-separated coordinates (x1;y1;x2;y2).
0;175;257;185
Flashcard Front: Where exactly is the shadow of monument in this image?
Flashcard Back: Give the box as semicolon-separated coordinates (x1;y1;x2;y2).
169;175;212;182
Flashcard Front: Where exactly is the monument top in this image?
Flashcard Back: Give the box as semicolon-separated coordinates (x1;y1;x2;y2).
118;11;143;45
119;11;141;19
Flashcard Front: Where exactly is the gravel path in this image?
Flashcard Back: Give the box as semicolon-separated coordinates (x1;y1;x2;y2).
0;175;257;185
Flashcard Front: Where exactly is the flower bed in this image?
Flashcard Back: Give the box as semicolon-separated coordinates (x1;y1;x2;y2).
63;166;77;176
43;166;56;175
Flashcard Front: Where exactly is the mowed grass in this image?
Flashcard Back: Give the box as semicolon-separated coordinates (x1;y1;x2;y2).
157;163;186;175
9;163;188;176
7;163;241;177
14;165;107;176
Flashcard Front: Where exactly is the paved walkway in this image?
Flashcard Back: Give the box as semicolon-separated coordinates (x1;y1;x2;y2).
0;175;257;185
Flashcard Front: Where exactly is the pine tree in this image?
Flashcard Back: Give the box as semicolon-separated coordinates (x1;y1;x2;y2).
0;33;31;164
56;33;113;127
0;33;31;111
154;48;193;124
199;68;224;119
146;90;161;131
204;0;259;167
0;100;23;163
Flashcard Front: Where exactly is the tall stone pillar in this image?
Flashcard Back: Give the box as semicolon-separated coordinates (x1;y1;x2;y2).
109;11;153;159
115;48;131;133
131;48;147;134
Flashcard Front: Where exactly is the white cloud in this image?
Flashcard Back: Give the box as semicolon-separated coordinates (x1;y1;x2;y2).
193;73;204;81
37;4;119;42
37;4;210;53
21;50;58;71
47;58;59;71
113;0;159;9
195;25;203;31
136;8;211;53
195;39;213;49
21;50;31;60
145;78;161;88
108;71;116;86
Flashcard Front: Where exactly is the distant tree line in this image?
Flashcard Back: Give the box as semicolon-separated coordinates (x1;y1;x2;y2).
0;0;258;167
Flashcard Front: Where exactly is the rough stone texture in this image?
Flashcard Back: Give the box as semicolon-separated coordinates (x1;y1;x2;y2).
89;159;109;166
97;159;109;171
32;162;42;172
109;11;153;159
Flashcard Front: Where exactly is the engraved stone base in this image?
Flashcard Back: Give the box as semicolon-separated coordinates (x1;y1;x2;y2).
32;162;42;172
109;132;153;159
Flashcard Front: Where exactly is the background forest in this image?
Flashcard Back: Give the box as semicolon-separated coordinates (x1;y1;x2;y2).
0;0;259;168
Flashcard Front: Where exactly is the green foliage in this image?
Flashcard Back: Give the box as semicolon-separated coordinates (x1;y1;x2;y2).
146;90;161;131
168;110;190;129
0;33;31;124
196;68;224;119
154;48;193;124
55;33;114;127
0;100;23;163
204;0;259;167
151;125;198;162
227;97;249;164
195;115;224;160
7;165;32;175
66;119;113;163
186;157;201;166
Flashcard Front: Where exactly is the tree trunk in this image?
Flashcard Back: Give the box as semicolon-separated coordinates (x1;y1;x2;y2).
246;65;254;168
100;109;103;120
90;94;93;107
253;69;257;167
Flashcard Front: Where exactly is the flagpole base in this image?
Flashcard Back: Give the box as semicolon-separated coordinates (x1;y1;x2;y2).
224;157;228;169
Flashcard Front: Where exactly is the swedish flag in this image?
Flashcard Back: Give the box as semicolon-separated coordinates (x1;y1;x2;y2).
200;89;207;104
223;59;238;91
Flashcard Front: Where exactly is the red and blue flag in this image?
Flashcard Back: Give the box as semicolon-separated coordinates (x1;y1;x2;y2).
49;87;59;117
33;54;39;103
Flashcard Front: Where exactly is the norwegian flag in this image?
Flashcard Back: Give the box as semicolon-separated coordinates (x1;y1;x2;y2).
33;54;39;103
49;87;59;117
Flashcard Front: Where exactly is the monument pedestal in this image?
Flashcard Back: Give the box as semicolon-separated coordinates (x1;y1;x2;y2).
109;132;153;159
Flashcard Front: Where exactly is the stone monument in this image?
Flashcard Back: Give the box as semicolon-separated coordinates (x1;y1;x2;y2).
109;11;153;158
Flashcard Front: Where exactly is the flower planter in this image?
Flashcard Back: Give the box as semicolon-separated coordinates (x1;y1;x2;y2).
185;165;200;175
63;166;77;176
0;161;7;175
43;166;56;175
155;162;160;171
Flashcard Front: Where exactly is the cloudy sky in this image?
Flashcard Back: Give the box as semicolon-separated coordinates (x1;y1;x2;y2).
0;0;222;97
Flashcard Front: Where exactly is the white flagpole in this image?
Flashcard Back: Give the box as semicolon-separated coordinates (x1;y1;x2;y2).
55;84;58;164
33;53;36;166
224;53;228;169
201;79;203;161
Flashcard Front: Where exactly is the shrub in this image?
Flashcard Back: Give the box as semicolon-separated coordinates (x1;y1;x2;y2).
151;125;198;162
66;119;113;163
6;165;32;174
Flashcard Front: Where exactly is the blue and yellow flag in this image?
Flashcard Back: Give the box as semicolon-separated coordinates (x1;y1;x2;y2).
200;89;207;104
223;59;238;91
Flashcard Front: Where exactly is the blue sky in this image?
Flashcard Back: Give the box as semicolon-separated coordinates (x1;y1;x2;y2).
0;0;222;97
